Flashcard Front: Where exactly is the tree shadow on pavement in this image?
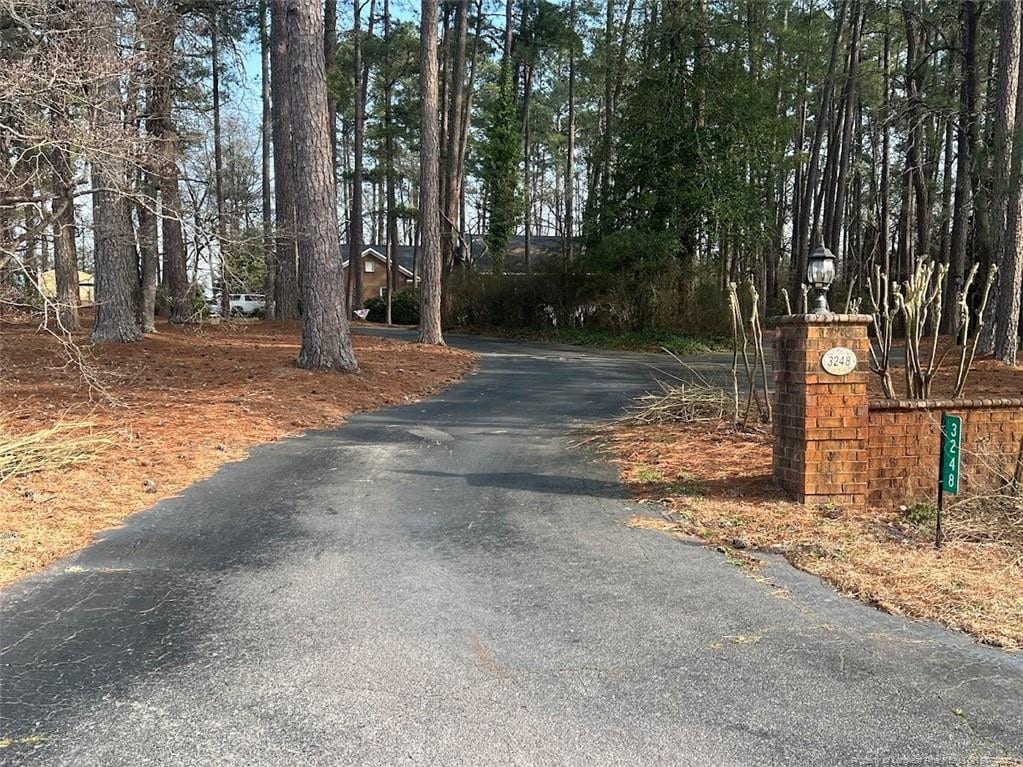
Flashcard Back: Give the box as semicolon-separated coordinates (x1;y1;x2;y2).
397;468;631;500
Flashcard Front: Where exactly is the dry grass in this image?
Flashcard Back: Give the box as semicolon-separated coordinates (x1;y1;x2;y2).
0;317;475;586
0;420;114;483
608;420;1023;649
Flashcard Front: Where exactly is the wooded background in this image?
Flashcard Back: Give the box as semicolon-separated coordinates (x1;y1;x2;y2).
2;0;1022;366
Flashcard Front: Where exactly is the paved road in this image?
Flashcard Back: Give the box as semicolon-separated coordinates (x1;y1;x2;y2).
1;335;1021;766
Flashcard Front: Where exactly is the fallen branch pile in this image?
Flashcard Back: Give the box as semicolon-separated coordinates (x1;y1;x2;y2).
622;380;731;424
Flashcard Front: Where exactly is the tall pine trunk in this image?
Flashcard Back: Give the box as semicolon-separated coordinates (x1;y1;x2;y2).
418;0;444;345
261;0;277;319
271;0;300;319
285;0;357;370
325;0;337;173
211;12;229;317
50;102;80;330
564;0;576;263
521;63;533;272
947;1;980;327
350;0;365;310
879;1;891;276
146;14;191;325
828;1;861;261
384;0;398;324
137;170;158;333
995;2;1023;364
985;0;1021;355
791;0;846;296
91;0;141;344
902;0;930;264
442;0;468;272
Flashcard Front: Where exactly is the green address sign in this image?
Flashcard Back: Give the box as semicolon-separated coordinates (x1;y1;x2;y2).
940;413;962;496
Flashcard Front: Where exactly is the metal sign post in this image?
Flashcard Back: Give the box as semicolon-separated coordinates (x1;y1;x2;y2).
936;412;962;548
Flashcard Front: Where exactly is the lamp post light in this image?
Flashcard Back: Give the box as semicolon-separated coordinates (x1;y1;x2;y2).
806;244;836;315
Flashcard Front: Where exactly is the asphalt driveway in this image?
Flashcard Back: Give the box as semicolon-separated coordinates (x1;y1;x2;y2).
1;334;1020;765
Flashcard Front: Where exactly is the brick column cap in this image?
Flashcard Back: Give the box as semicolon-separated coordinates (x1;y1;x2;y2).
868;396;1023;411
769;313;873;328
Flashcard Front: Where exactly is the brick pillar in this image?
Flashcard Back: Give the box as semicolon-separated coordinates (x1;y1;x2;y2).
772;314;872;507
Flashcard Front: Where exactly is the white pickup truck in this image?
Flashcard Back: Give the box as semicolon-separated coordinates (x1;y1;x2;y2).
208;294;266;317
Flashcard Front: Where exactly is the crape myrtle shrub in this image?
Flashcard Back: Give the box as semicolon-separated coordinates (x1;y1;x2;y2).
443;230;731;336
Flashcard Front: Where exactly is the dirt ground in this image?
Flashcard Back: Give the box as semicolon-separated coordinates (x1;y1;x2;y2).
608;421;1023;649
0;317;474;586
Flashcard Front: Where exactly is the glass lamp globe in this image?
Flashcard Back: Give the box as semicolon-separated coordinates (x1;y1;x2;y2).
806;245;836;314
807;245;836;289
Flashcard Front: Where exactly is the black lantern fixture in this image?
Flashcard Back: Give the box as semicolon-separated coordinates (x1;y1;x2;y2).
806;244;836;314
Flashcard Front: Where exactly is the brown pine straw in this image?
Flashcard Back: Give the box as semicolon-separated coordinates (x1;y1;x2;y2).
604;420;1023;650
0;318;475;587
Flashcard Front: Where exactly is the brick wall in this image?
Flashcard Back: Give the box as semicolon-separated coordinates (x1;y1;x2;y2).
867;399;1023;507
772;315;873;507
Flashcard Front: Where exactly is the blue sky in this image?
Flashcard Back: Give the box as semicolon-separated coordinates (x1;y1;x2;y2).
232;0;424;126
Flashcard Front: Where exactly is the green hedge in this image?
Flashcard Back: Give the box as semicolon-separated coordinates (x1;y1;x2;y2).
365;289;420;325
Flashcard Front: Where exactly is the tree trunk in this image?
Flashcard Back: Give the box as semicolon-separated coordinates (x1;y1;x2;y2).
792;0;846;296
995;5;1023;364
341;116;352;271
137;177;158;333
595;0;613;229
211;12;229;317
261;0;277;319
947;1;980;327
137;4;190;324
418;0;444;345
902;0;930;263
271;0;300;319
985;0;1022;354
564;0;576;263
522;63;533;273
37;200;50;273
50;102;80;331
325;0;337;174
879;1;891;277
384;0;397;324
91;0;141;344
442;0;468;273
938;98;955;270
285;0;357;370
503;0;513;61
829;1;861;260
459;0;484;193
350;0;365;309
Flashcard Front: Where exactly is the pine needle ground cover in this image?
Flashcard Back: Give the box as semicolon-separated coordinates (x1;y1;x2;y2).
0;319;474;586
607;420;1023;649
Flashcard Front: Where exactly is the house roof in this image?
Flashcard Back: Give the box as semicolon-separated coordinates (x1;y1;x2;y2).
340;236;575;276
340;244;414;277
468;235;570;273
